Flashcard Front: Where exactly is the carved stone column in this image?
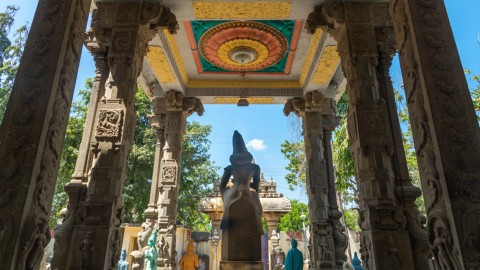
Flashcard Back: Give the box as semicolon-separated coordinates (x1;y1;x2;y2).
306;2;424;269
323;123;349;267
376;27;430;270
390;0;480;268
51;43;110;270
133;97;166;255
0;0;91;269
54;3;178;269
284;91;347;269
146;97;167;220
157;90;204;269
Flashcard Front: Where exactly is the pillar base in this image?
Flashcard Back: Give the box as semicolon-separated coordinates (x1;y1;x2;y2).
361;230;415;270
220;261;263;270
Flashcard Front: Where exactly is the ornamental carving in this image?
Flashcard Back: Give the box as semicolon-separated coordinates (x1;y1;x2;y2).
112;31;135;53
192;1;292;19
95;110;124;140
198;21;289;72
162;166;177;184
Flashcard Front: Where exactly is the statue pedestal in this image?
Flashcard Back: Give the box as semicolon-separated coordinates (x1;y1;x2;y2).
220;261;264;270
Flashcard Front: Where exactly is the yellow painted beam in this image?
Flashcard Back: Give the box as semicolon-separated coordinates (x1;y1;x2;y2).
192;1;292;19
311;45;340;85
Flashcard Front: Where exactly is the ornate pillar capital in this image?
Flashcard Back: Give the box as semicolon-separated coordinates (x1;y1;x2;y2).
91;2;178;39
306;1;391;34
164;90;205;116
284;91;337;116
149;97;167;134
306;1;392;71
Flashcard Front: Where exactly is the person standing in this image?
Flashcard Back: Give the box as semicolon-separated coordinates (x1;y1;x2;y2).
284;239;304;270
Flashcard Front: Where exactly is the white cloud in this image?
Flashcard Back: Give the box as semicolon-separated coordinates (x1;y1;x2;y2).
246;139;267;151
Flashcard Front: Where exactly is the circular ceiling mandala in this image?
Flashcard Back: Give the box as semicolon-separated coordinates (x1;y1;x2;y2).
198;21;289;72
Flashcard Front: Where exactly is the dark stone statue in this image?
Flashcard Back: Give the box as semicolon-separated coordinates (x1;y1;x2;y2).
219;131;264;263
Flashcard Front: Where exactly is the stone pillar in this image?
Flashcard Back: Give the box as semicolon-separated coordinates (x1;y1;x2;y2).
157;90;204;269
71;37;110;186
211;229;220;270
0;0;91;269
263;212;282;237
144;97;167;227
52;3;178;269
132;97;166;256
284;91;347;269
323;123;349;266
390;0;480;268
306;2;427;269
51;44;110;270
376;27;430;270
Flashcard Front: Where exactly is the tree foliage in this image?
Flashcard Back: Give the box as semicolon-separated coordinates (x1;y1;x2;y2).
0;5;29;122
465;69;480;122
52;79;218;230
122;88;157;223
178;122;220;231
277;200;309;232
332;94;357;206
280;139;306;190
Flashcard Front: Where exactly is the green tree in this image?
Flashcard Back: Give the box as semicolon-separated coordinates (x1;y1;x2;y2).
122;88;157;223
0;5;29;122
280;140;306;190
178;122;220;231
332;94;357;206
343;207;360;231
465;69;480;122
277;200;309;232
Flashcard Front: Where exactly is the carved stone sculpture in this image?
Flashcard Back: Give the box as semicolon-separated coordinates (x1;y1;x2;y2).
145;229;158;270
137;219;154;251
51;207;75;269
130;250;144;270
80;232;95;270
118;249;129;270
219;131;264;269
271;246;286;270
179;240;199;270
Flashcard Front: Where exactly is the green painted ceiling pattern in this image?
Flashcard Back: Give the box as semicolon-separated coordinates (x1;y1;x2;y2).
190;20;296;73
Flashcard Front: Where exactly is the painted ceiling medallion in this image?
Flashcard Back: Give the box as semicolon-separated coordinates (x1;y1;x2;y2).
198;21;288;72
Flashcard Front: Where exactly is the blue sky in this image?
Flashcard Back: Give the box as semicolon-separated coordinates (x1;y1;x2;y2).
1;1;479;203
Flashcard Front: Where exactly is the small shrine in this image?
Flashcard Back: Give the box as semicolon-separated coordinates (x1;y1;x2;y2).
200;173;292;236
